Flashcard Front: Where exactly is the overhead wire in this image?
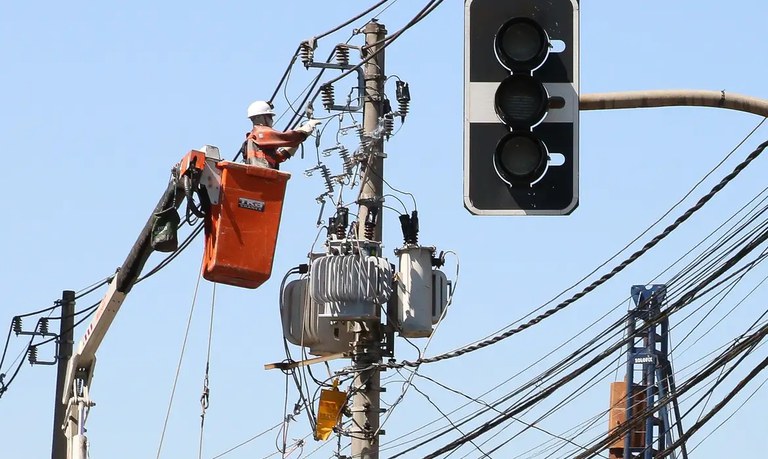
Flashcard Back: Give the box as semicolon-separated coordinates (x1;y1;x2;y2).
560;280;759;456
198;283;217;459
253;0;391;109
573;320;768;459
378;297;626;454
155;263;204;459
384;190;768;456
314;0;392;40
687;372;768;454
452;121;768;355
210;421;283;458
322;0;445;88
385;139;768;370
409;224;768;457
404;375;491;458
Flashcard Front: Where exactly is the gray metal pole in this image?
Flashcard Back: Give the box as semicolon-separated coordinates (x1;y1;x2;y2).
51;290;75;459
580;90;768;117
351;20;386;459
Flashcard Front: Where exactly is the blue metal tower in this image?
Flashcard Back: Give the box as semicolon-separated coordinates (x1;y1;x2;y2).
619;284;688;459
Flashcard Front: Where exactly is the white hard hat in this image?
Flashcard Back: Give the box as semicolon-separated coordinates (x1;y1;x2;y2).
247;100;275;118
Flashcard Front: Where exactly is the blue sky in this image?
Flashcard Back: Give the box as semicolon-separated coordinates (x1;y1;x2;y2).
2;1;768;457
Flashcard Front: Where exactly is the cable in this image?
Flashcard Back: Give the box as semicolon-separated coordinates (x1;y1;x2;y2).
138;222;204;283
687;373;768;454
387;139;768;370
572;320;768;459
458;120;768;356
314;0;392;40
75;276;112;299
323;0;444;88
210;422;283;458
405;227;768;457
27;301;100;348
280;0;443;136
413;371;595;457
406;377;491;458
155;265;204;459
0;334;35;399
269;45;302;105
198;284;216;459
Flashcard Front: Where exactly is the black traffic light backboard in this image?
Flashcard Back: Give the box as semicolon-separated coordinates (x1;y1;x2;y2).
464;0;580;215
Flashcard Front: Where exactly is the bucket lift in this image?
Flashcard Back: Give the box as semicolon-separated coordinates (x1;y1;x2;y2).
60;146;290;459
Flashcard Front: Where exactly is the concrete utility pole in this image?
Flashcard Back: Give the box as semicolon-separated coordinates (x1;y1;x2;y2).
51;290;75;459
351;20;386;459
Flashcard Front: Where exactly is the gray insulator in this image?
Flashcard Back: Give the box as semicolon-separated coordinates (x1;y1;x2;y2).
357;126;371;150
39;318;49;336
27;346;37;365
338;146;354;174
321;84;335;110
300;43;314;67
383;117;394;139
336;46;350;66
398;99;410;120
319;165;334;195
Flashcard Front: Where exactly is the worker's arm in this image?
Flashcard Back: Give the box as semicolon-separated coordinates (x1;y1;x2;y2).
251;126;309;149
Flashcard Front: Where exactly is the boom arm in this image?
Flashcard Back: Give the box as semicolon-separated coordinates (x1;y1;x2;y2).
59;146;221;459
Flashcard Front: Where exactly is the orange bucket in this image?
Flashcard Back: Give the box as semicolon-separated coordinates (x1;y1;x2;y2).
202;161;290;289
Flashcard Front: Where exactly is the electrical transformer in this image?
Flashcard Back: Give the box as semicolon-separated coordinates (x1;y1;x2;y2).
395;245;450;338
309;242;393;320
280;278;355;356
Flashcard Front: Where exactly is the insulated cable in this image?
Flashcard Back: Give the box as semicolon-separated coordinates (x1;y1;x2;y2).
198;283;216;459
155;262;204;459
408;227;768;458
322;0;445;89
459;120;767;355
386;139;768;370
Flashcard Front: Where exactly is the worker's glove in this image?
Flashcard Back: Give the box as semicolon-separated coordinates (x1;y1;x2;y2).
278;146;298;158
296;119;322;134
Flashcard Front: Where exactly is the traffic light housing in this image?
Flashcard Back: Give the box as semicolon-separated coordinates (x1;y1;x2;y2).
464;0;579;215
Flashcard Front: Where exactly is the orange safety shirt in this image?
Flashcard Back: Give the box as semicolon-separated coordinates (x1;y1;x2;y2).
245;125;309;169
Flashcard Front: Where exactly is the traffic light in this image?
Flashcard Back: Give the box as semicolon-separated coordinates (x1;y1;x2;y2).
464;0;579;215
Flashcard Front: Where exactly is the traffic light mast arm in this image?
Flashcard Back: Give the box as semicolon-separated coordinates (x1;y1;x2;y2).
580;89;768;117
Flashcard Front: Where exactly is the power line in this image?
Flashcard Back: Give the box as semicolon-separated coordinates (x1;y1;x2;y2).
421;227;768;457
386;139;768;370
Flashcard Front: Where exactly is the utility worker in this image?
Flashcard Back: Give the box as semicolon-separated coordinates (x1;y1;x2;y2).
244;100;321;169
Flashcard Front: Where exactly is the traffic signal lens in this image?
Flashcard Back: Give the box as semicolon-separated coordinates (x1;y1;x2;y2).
495;18;549;71
495;133;548;186
495;75;549;129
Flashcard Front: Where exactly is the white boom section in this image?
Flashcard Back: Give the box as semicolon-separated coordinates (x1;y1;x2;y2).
62;278;126;404
60;277;126;459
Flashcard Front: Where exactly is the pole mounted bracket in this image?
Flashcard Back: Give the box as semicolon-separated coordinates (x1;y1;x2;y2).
307;61;365;112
